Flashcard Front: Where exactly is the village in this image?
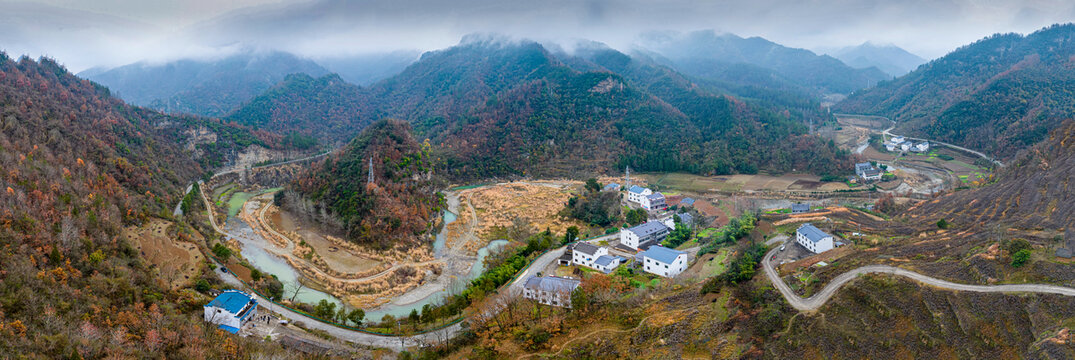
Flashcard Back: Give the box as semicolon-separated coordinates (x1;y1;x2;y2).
181;119;1013;357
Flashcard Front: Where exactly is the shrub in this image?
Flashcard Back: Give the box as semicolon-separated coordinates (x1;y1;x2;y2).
1011;249;1031;267
936;219;949;229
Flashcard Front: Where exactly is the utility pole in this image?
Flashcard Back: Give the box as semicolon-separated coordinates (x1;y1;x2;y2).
368;157;374;185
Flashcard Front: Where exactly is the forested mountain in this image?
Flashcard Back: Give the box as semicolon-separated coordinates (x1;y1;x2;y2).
0;53;284;357
636;30;891;94
79;51;330;117
279;119;438;249
828;42;927;77
227;36;857;180
835;24;1075;158
225;73;370;144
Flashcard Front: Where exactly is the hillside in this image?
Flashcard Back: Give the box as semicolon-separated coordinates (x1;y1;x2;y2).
835;24;1075;158
637;30;891;94
225;73;370;146
912;120;1075;230
0;54;286;357
828;42;927;77
229;36;857;180
279;119;439;249
79;51;330;117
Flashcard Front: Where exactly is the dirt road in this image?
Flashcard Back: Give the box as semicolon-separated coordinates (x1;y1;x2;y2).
761;240;1075;312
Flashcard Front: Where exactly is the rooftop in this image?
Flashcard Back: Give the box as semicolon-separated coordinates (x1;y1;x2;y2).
855;162;874;171
594;255;617;267
677;213;693;225
524;276;581;294
602;183;621;191
627;221;669;237
628;185;648;194
797;223;832;243
573;242;601;256
680;198;695;206
640;245;686;264
205;290;255;314
646;193;665;200
791;203;810;212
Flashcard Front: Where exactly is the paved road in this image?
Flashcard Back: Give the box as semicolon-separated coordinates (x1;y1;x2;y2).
761;240;1075;311
834;113;1001;168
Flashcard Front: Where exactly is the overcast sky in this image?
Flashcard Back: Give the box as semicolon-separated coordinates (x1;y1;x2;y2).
3;0;1075;72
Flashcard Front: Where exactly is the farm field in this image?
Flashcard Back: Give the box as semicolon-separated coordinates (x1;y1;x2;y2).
639;172;850;194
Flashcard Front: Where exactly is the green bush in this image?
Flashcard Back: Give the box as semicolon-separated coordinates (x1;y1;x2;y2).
1011;249;1031;267
936;219;949;229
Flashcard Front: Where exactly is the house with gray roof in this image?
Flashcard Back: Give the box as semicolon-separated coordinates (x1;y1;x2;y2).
592;255;626;273
642;192;667;210
572;242;609;269
620;221;670;250
523;276;581;308
639;246;688;278
796;223;834;254
791;203;810;214
602;183;621;192
662;213;694;230
855;162;882;182
679;197;695;207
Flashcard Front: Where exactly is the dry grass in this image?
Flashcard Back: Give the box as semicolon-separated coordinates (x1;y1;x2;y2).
123;219;203;290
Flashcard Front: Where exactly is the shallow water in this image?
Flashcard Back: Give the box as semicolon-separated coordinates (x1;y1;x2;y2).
431;210;457;257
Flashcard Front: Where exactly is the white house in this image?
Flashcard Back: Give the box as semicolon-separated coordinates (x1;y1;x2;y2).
626;185;652;203
796;223;835;254
620;221;670;250
572;242;608;269
522;276;580;308
203;290;258;334
900;142;912;152
911;141;930;152
855;162;882;182
639;246;688;278
890;136;906;144
592;255;626;273
641;193;667;211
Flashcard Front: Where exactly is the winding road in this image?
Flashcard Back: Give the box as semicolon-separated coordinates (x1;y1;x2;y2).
834;113;1005;168
762;241;1075;312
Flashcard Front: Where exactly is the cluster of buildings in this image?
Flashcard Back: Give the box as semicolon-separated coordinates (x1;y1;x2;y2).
885;136;929;153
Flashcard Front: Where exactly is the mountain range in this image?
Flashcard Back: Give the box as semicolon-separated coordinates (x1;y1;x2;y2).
836;24;1075;158
826;42;927;77
636;30;891;95
225;35;857;180
79;51;331;117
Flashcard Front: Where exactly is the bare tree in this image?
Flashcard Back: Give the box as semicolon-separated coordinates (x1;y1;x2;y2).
288;276;307;303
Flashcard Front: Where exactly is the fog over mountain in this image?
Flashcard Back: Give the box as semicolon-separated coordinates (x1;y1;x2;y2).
4;0;1075;72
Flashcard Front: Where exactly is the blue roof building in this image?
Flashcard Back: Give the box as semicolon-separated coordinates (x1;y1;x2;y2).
638;246;688;278
203;290;258;334
602;183;621;191
679;197;695;207
627;185;648;194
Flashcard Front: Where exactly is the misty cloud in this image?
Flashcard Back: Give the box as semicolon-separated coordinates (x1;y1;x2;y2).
3;0;1075;72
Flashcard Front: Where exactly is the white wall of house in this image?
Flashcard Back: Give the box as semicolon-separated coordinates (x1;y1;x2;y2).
620;230;641;249
627;188;653;203
796;231;834;254
204;304;256;329
572;247;608;268
523;288;572;308
642;254;687;278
